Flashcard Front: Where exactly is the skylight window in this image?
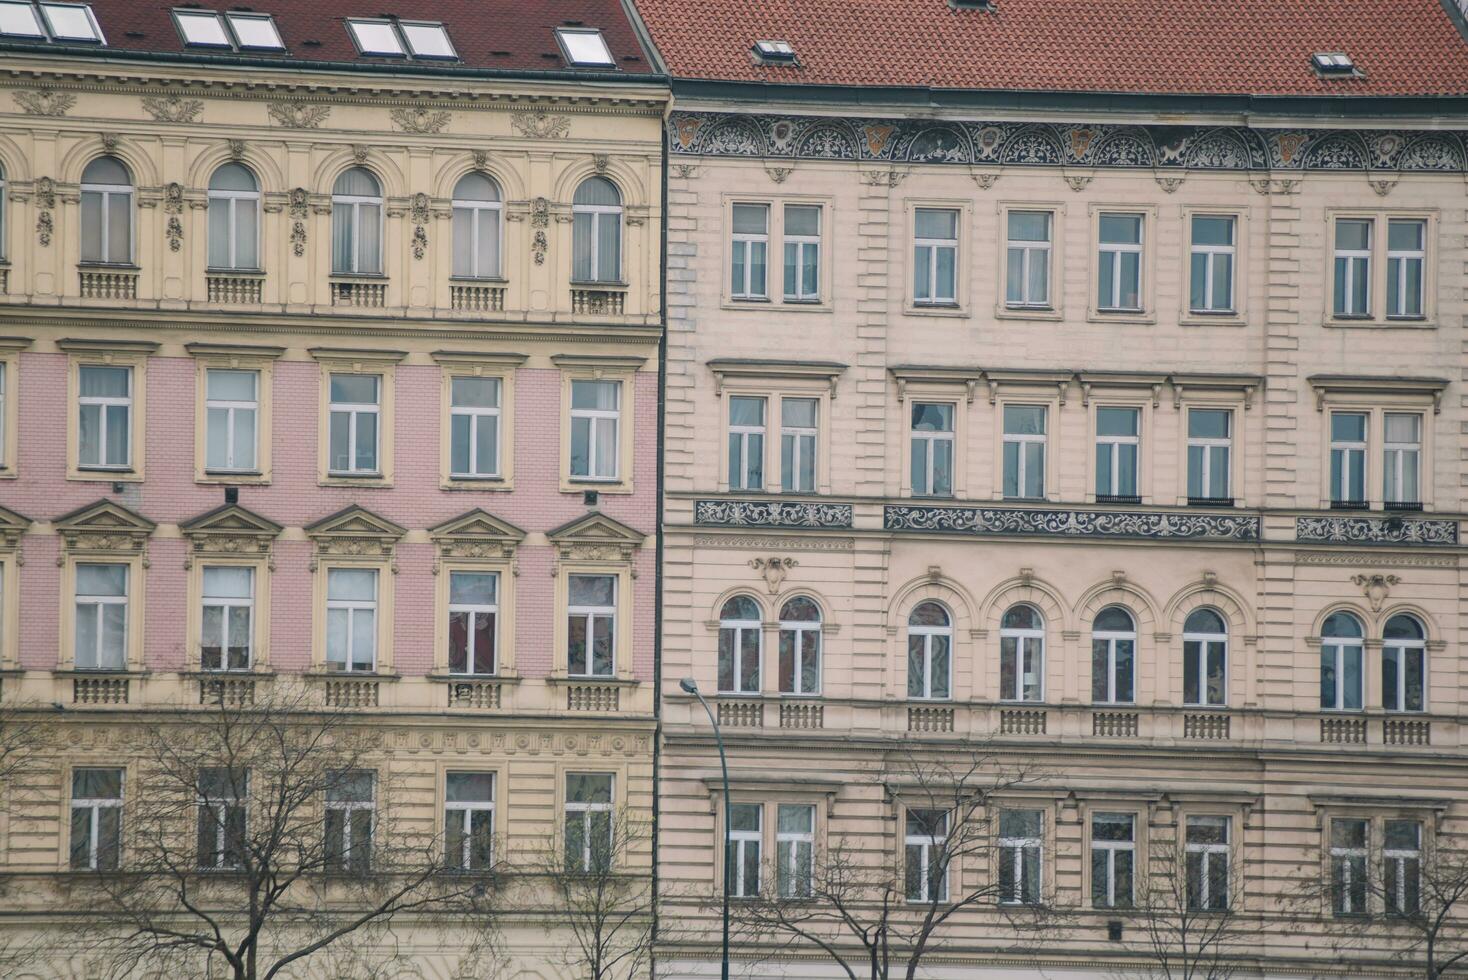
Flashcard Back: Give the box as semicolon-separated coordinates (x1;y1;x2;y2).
0;1;103;42
752;39;796;63
556;27;615;67
400;21;455;59
0;1;45;37
227;13;282;50
175;10;230;47
172;8;283;51
346;18;455;60
347;19;403;56
1312;51;1357;75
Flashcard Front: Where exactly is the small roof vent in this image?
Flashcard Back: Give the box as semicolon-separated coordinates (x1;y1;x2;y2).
949;0;995;9
1311;51;1358;76
752;39;796;64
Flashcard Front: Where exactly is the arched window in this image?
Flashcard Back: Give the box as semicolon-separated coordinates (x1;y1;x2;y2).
331;167;383;275
572;176;621;283
778;596;821;696
1321;612;1365;711
906;601;951;701
999;604;1044;702
80;156;133;264
718;596;761;695
207;163;260;270
1091;606;1135;704
1182;608;1228;707
1383;614;1426;713
451;172;502;279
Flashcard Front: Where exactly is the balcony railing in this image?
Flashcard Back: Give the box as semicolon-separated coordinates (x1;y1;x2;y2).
329;276;387;309
73;676;130;705
450;280;506;313
571;283;627;315
717;699;763;728
206;270;265;305
448;679;503;709
779;701;824;730
79;266;138;300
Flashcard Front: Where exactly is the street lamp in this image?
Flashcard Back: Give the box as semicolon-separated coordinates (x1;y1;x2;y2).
680;676;731;980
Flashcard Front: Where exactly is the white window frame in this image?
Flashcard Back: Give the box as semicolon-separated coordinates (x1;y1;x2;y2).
555;26;615;67
206;171;260;270
1329;411;1369;506
75;562;127;670
1321;618;1365;712
999;809;1044;905
1097;212;1144;312
1002;405;1047;500
197;768;247;871
1185;815;1230;911
444;772;495;871
1331;817;1370;916
910;401;955;498
330;180;384;276
447;570;498;676
70;768;123;870
78;364;131;470
905;808;949;903
325;567;377;672
204;368;258;473
776;803;816;899
779;397;818;494
569;379;621;481
730;202;770;300
1384;820;1422;916
1186;408;1232;502
567;574;616;678
778;602;821;696
999;610;1045;703
1189;214;1236;314
1182;615;1229;707
1095;406;1140;499
565;773;615;872
718;600;762;695
451;187;503;280
727;802;762;899
1386;218;1426;319
907;610;952;702
327;374;380;476
449;377;501;479
325;770;375;872
0;362;6;466
1092;614;1136;705
1333;218;1373;318
1005;210;1052;309
1090;811;1135;909
1383;412;1422;506
572;195;623;284
201;565;253;671
782;204;821;302
80;167;132;265
914;207;959;306
1383;619;1427;714
727;395;766;492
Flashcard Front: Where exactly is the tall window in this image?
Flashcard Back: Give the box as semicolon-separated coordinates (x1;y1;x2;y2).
718;595;761;694
777;804;815;898
75;563;127;670
1182;608;1228;707
565;773;614;872
70;768;122;870
1095;407;1140;500
727;395;765;491
327;374;380;475
999;604;1044;702
331;167;383;275
1321;612;1364;711
778;597;821;696
1382;614;1425;713
325;568;377;672
201;566;252;671
1386;219;1426;319
1091;606;1135;704
914;208;958;305
1333;218;1372;317
904;808;948;902
1006;210;1051;309
451;173;502;279
1383;413;1421;506
444;772;494;871
0;164;5;263
1331;818;1369;916
448;571;497;675
1091;812;1134;909
727;802;762;898
1189;215;1235;313
325;770;374;873
570;379;620;480
207;163;259;270
999;809;1043;905
78;364;131;469
730;203;769;299
80;156;133;264
1002;405;1046;499
449;376;500;478
1330;411;1368;506
568;574;615;677
1186;409;1232;502
906;602;951;701
910;402;954;497
782;204;820;302
0;362;7;467
1097;213;1143;311
1185;815;1230;911
780;397;818;493
205;368;258;473
1384;820;1421;916
197;767;247;870
572;177;621;283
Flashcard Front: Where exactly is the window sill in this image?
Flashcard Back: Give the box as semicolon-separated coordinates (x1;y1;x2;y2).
994;304;1061;323
1180;311;1246;328
906;302;968;318
1329;501;1371;511
328;273;388;281
728;295;772;304
1095;495;1142;505
54;668;147;678
306;670;401;680
188;668;274;679
547;674;640;687
1088;309;1154;326
200;470;269;486
77;263;140;272
70;468;142;484
427;672;521;684
569;280;628;289
443;475;509;491
205;267;265;276
563;478;632;495
320;474;391;489
1187;497;1235;508
448;275;508;284
1324;318;1436;330
1383;501;1424;512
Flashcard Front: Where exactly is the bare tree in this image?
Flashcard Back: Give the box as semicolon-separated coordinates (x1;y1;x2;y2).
1119;828;1241;980
0;698;44;974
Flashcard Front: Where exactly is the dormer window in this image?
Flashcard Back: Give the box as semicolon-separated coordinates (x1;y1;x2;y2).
555;27;614;66
753;39;796;63
172;9;283;50
0;0;103;42
346;18;455;60
1312;52;1357;76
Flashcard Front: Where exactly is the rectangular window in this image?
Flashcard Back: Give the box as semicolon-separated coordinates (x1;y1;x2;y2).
776;804;815;898
0;1;46;37
1002;405;1046;499
449;376;501;478
1333;218;1372;317
565;773;614;872
1090;812;1134;909
1095;407;1140;500
1098;213;1143;311
40;1;101;40
1186;409;1232;502
727;396;766;491
201;565;252;671
778;604;821;696
780;397;818;493
448;571;497;675
730;203;769;299
569;379;620;480
910;402;954;497
327;374;380;476
399;20;454;58
197;767;246;870
914;208;958;305
904;808;949;903
1006;211;1051;308
1091;617;1135;705
205;369;258;473
1183;622;1228;707
1331;818;1369;916
78;364;131;469
346;17;404;55
1384;820;1421;916
444;772;494;871
1383;413;1421;506
727;802;762;898
75;563;127;670
1386;219;1426;319
999;809;1043;905
1189;215;1236;313
226;12;282;49
0;363;6;466
70;767;122;870
1185;815;1229;911
325;568;377;672
556;26;613;66
782;204;820;302
567;574;615;678
174;9;229;46
325;770;374;873
1330;411;1368;506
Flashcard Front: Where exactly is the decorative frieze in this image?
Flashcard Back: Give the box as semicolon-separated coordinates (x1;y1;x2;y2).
511;111;571;139
267;101;331;129
1295;516;1458;546
141;95;203;123
389;106;451;134
884;504;1259;541
13;88;76;116
695;500;854;529
692;533;855;552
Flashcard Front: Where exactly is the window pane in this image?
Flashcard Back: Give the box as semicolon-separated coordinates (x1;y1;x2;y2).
570;574;615;607
328;568;376;601
77;563;126;596
1192;215;1233;246
782;397;816;428
207;369;256;402
80;365;129;398
451;376;499;409
450;571;497;606
785;204;820;237
107;192;131;262
0;2;45;36
1336;219;1372;251
1009;211;1049;242
572;380;618;411
1332;413;1367;442
1004;405;1045;435
1189;409;1229;439
733;203;767;235
401;22;454;57
916;208;958;240
355;412;377;470
1097;407;1138;437
1100;214;1142;244
203;566;252;599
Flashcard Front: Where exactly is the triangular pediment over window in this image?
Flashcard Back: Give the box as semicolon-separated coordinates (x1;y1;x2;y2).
428;509;526;560
304;505;407;560
0;503;31;552
53;499;155;555
546;511;645;562
180;503;283;560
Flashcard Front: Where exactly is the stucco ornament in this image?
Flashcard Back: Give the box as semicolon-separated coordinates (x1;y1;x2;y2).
288;188;309;256
390;106;451;134
1351;573;1401;612
35;176;55;246
531;197;550;265
141;95;203;123
13;88;76;116
267;101;331;128
511;110;571;139
750;556;798;593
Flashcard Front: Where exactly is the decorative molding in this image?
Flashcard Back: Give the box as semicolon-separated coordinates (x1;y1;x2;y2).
1155;174;1186;193
1064;173;1093;191
13;88;76;116
1350;573;1401;612
1296;516;1458;547
267;101;331;129
288;187;308;257
546;512;645;564
351;144;370;164
592;153;610;174
1292;551;1457;568
427;509;526;572
510;110;571;139
972;171;999;189
764;165;793;183
693;533;855;552
695;500;854;530
1368;176;1397;196
749;556;798;593
304;506;406;570
884;505;1260;541
141;95;203;123
0;504;31;553
100;132;120;154
409;192;431;260
530;196;550;265
860;168;906;187
671;163;699;180
163;182;184;252
228;139;246;160
53;500;155;561
471;149;489;171
179;504;281;568
35;175;55;247
389;106;451;134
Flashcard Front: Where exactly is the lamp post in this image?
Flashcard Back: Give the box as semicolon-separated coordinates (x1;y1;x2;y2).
680;676;731;980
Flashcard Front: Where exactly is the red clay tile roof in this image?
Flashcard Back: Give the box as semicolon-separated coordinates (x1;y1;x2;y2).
7;0;654;75
633;0;1468;96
